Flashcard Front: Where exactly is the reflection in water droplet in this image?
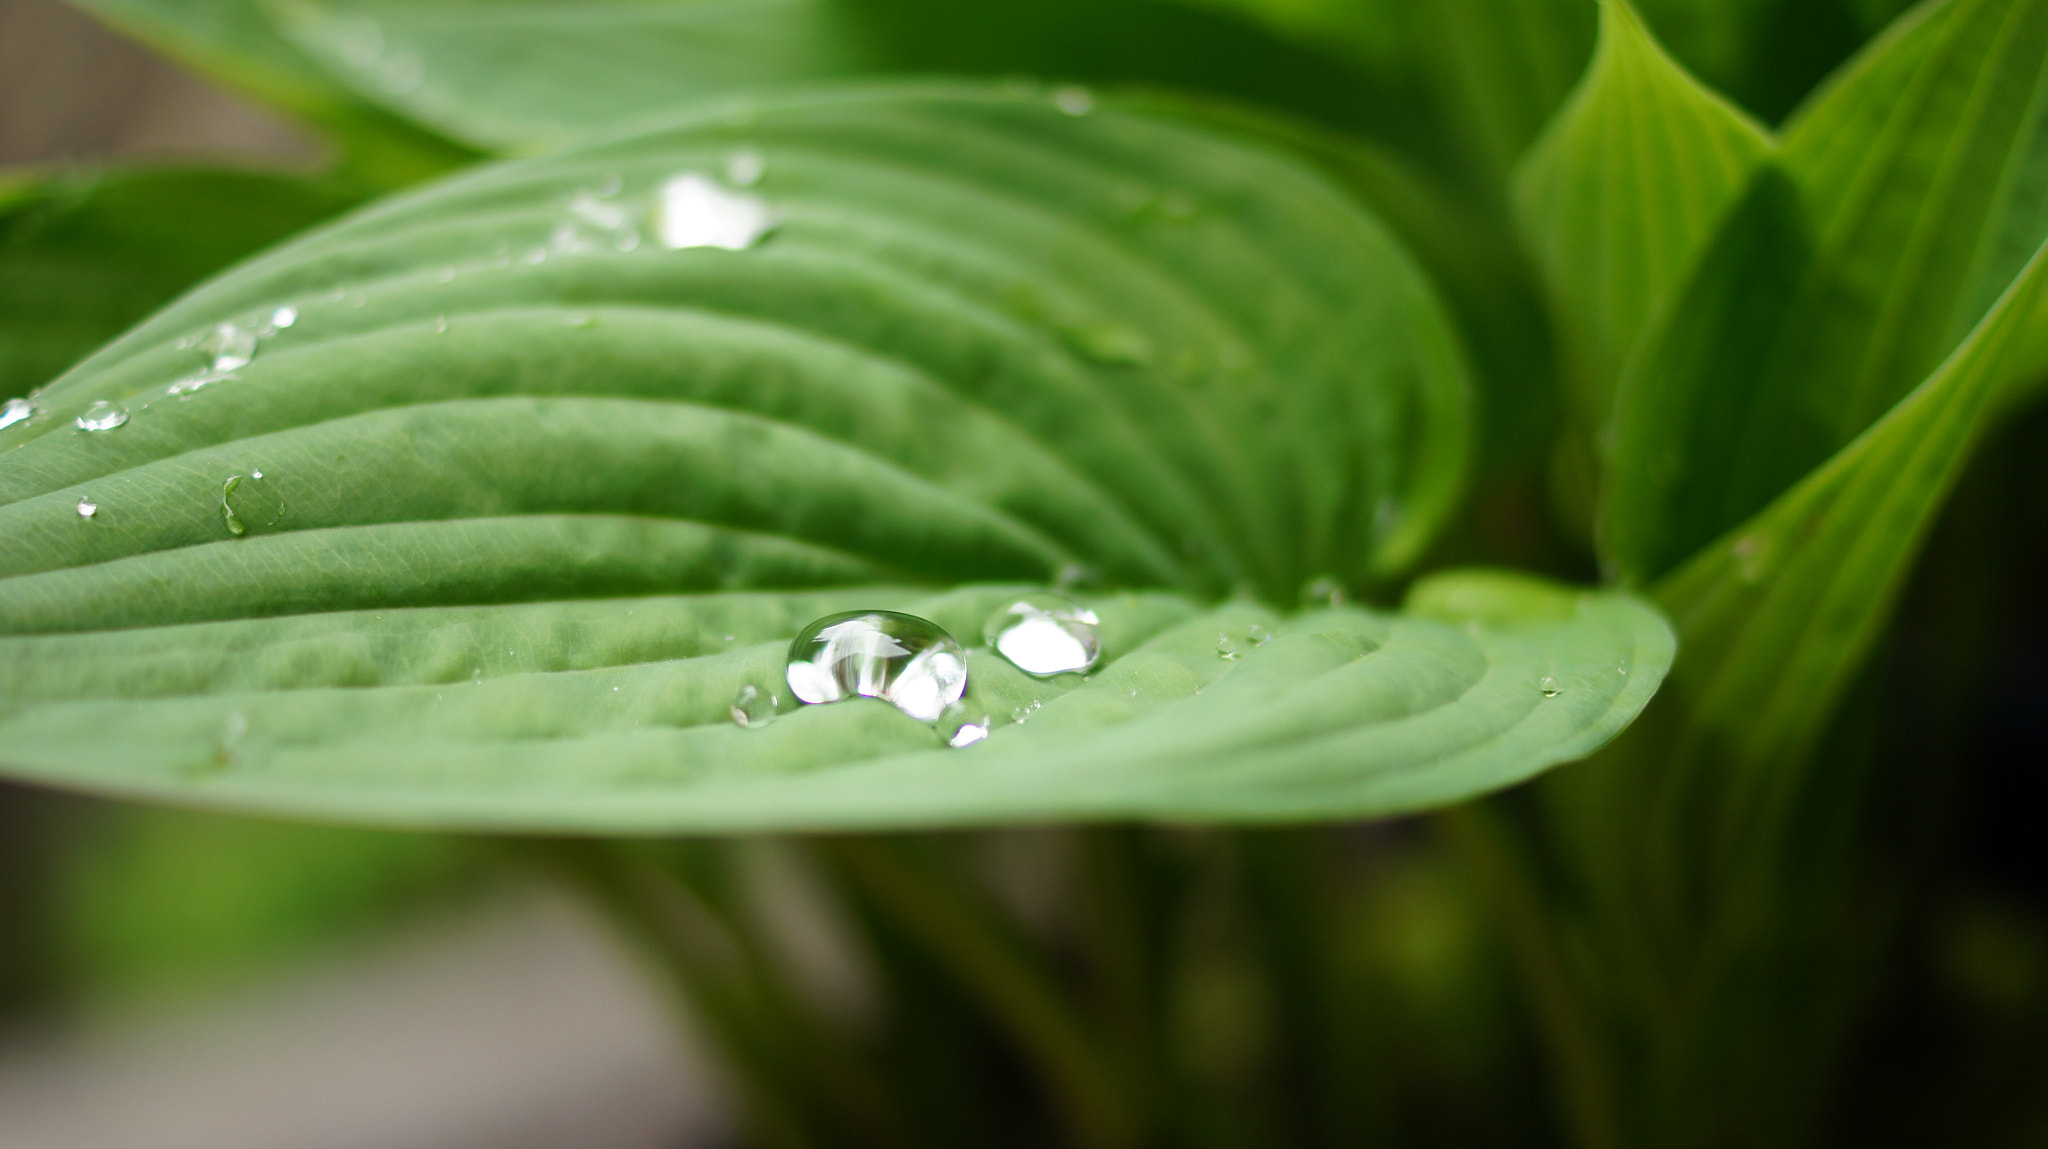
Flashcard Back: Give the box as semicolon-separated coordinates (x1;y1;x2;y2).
730;683;781;729
983;593;1101;677
784;611;967;723
1302;576;1347;608
1248;623;1273;647
1216;633;1239;660
76;401;128;431
1539;676;1562;698
938;702;991;748
0;397;32;430
1053;85;1094;115
76;497;97;518
726;149;765;187
658;173;773;251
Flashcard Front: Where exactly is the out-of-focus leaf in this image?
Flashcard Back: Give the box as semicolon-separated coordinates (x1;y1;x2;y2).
0;87;1670;834
1514;0;1772;428
269;0;1388;154
0;168;361;402
64;0;475;185
1658;235;2048;783
1603;0;2048;583
1406;0;1599;185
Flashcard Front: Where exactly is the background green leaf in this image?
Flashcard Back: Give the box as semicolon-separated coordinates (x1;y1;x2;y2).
0;167;362;403
1514;0;1773;430
0;86;1674;833
1602;0;2048;582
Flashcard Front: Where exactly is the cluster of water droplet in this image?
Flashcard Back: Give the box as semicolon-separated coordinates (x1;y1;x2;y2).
730;587;1109;748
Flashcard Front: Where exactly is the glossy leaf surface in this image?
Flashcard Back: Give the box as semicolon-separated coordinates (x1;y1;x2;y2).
0;88;1674;831
1604;0;2048;582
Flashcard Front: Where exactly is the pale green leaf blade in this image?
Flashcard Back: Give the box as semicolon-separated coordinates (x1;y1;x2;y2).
0;578;1670;831
1654;235;2048;774
1604;0;2048;582
1513;0;1773;426
0;86;1654;834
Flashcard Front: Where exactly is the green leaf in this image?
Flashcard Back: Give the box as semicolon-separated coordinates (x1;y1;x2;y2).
0;86;1669;831
269;0;1388;154
1657;234;2048;779
1514;0;1772;428
0;168;361;403
1603;0;2048;582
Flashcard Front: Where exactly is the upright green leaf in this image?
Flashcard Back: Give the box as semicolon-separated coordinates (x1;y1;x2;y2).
1514;0;1772;427
269;0;1388;154
1406;0;1600;185
0;168;360;402
0;87;1672;833
1604;0;2048;582
1654;237;2048;786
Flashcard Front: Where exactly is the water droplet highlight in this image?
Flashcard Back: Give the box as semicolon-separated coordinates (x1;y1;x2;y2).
76;401;128;431
938;702;991;748
1539;676;1562;698
2;397;35;430
730;683;781;729
265;305;298;332
784;611;966;723
1052;85;1094;115
983;593;1101;677
1216;633;1239;660
75;497;97;519
658;173;773;251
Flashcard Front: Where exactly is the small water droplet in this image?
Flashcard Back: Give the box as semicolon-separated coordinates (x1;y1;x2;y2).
938;702;991;748
1247;623;1273;647
1617;665;1629;676
0;397;32;430
1009;700;1043;724
1052;85;1094;115
267;305;298;332
784;611;967;723
614;228;641;252
75;497;97;518
194;323;257;372
1539;676;1562;698
75;401;128;431
1302;576;1347;608
595;174;622;198
658;173;774;250
725;148;765;187
730;683;781;729
221;709;249;749
1216;633;1239;660
250;469;262;479
984;593;1101;677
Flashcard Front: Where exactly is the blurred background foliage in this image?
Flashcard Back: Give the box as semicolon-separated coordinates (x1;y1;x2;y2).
1;0;2045;1146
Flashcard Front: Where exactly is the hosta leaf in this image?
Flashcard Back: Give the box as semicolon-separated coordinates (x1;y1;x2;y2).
269;0;1383;154
1;168;360;402
1657;235;2048;779
1603;0;2048;582
0;86;1669;834
1514;0;1772;428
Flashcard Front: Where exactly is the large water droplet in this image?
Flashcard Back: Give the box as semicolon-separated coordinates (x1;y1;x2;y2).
0;397;32;430
658;173;773;251
197;322;258;372
76;401;128;431
983;593;1101;677
1539;676;1562;698
784;611;967;723
76;497;97;519
730;683;781;729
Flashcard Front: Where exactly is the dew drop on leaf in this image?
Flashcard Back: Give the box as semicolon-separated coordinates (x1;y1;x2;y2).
75;401;128;431
784;611;967;723
1539;676;1562;698
730;683;781;729
75;497;97;519
938;702;991;748
983;593;1101;677
1217;633;1239;660
0;397;32;431
658;173;773;250
1248;623;1273;647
